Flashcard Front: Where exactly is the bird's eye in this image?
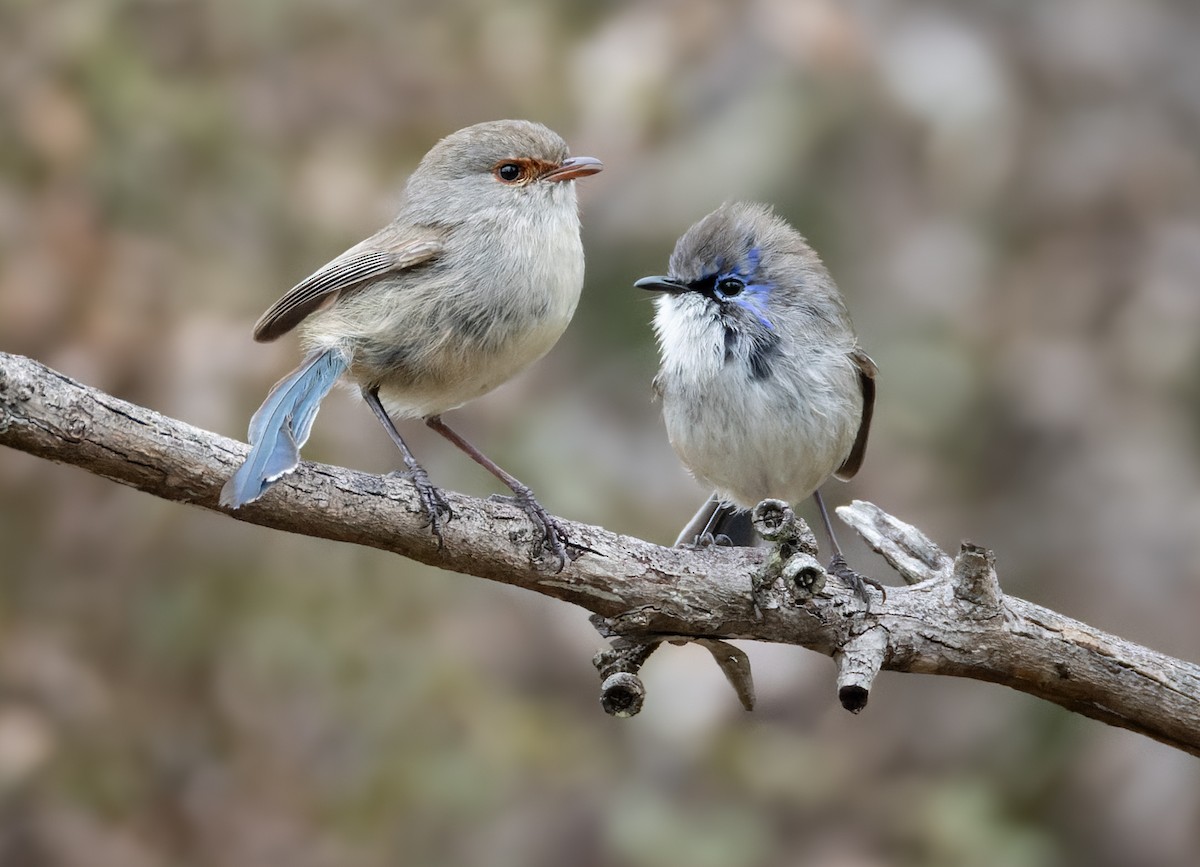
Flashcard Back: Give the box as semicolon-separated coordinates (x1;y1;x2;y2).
495;162;524;183
717;277;745;297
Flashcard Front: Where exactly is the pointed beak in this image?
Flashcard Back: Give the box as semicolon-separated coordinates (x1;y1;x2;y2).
543;156;604;183
634;275;688;294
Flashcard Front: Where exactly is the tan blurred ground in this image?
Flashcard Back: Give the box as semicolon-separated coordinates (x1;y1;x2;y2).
1;1;1199;865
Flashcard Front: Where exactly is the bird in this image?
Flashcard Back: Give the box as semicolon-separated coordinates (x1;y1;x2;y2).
220;120;602;569
634;201;880;601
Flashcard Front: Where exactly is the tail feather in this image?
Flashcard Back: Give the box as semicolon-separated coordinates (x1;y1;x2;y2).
221;348;348;508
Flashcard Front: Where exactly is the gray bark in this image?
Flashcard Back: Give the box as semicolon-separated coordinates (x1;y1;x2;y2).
2;350;1198;756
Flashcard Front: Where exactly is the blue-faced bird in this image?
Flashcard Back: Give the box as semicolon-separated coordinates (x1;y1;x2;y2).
636;202;880;600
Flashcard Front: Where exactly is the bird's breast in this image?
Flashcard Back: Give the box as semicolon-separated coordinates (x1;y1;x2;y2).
656;321;863;507
307;206;585;418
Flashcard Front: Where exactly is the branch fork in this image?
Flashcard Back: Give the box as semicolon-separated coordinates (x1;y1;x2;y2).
589;498;1013;717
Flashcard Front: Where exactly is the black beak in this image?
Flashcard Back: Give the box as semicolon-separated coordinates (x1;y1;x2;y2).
634;275;688;294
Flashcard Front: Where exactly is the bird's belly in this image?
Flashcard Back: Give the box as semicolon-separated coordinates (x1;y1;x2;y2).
375;315;570;418
333;278;577;419
664;373;858;508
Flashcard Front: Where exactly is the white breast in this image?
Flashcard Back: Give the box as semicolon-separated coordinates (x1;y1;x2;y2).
654;295;861;508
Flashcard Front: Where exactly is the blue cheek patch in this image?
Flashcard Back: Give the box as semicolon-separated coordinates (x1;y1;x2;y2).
738;295;775;332
724;247;775;330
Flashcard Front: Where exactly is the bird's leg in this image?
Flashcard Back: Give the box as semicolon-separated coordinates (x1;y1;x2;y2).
675;496;752;548
683;497;732;548
812;489;886;604
425;415;569;571
362;387;452;546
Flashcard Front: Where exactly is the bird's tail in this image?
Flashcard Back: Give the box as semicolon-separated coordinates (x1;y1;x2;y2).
674;493;758;547
221;348;348;508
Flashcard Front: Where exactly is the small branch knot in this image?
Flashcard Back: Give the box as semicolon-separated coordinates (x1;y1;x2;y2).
834;627;888;713
838;684;869;713
753;499;793;541
781;552;826;600
752;500;823;614
2;367;37;404
599;672;645;717
63;402;94;443
752;500;817;553
951;542;1002;611
592;637;660;718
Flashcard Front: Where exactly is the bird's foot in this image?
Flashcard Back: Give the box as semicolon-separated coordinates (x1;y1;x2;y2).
678;532;735;550
490;489;571;572
828;554;886;606
388;468;453;547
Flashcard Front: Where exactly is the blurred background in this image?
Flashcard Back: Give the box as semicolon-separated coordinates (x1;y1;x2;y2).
2;0;1199;864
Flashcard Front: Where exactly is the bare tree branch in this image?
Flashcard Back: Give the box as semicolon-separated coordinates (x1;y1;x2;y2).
3;350;1199;756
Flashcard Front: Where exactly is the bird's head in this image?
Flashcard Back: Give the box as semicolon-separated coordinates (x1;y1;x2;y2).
637;202;848;382
405;120;602;224
636;201;814;328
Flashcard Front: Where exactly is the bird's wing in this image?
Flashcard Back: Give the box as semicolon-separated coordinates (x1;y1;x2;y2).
834;349;878;481
252;230;445;342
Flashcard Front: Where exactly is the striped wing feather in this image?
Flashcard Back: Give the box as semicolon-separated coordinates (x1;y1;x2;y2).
252;234;444;342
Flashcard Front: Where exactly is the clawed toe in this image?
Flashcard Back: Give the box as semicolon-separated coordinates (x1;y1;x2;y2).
411;475;452;548
490;493;571;570
523;501;571;572
828;554;886;605
678;532;734;550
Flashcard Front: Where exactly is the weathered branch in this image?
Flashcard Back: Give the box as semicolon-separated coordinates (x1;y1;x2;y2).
2;350;1199;756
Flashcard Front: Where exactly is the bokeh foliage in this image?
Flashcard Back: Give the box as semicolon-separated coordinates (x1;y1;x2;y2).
2;1;1199;864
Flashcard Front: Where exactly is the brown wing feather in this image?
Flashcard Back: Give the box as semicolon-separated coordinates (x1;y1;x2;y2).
834;349;878;481
252;234;444;342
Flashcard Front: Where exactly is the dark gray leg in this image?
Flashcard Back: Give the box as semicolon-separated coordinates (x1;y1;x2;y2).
425;415;569;571
362;387;451;546
812;489;885;604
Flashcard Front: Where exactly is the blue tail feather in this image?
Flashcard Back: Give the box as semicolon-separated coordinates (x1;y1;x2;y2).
221;348;348;508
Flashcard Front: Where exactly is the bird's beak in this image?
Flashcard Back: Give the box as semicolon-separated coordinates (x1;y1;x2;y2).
634;275;688;294
543;156;604;182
